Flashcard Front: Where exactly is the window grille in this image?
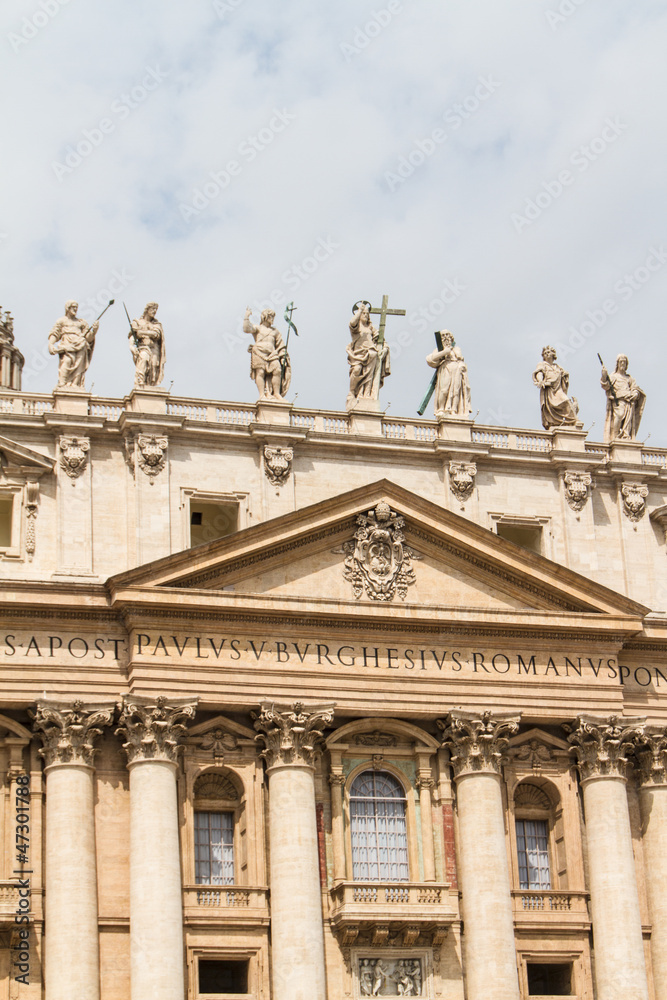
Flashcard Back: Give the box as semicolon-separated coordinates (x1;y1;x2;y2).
195;811;234;885
350;771;409;882
516;818;551;890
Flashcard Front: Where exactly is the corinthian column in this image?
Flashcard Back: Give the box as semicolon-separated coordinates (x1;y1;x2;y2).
33;700;115;1000
567;715;649;1000
438;710;521;1000
117;696;197;1000
254;701;334;1000
634;729;667;1000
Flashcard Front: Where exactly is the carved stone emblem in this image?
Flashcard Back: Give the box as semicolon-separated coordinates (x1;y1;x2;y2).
563;471;592;512
199;729;239;759
449;461;476;505
340;501;420;602
359;957;423;996
621;482;648;522
137;434;168;481
59;436;90;479
355;731;398;747
512;738;554;774
25;480;39;559
263;446;293;487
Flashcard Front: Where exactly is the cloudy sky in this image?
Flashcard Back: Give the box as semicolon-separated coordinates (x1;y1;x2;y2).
1;0;666;440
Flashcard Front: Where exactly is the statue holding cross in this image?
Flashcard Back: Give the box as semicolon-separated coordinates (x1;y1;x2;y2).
346;295;405;409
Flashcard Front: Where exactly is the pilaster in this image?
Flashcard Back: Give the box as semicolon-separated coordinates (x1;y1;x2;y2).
634;729;667;1000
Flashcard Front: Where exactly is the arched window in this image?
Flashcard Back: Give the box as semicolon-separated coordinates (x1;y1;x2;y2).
194;772;239;886
514;782;552;891
349;770;409;882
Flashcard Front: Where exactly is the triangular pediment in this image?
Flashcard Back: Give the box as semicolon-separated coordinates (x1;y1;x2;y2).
0;434;54;473
107;481;648;630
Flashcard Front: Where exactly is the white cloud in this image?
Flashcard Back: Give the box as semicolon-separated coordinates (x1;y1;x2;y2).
1;0;665;439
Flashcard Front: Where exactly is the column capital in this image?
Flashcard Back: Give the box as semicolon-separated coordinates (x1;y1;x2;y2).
632;727;667;787
253;701;334;769
32;700;115;767
437;710;520;778
565;714;646;782
117;696;197;765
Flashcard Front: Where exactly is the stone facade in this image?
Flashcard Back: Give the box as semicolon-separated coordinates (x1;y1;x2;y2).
0;385;667;999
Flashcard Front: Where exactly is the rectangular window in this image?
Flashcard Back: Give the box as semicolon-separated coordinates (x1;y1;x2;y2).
496;521;543;554
527;962;572;995
190;501;238;547
516;819;551;890
0;496;13;548
195;812;234;885
199;959;248;995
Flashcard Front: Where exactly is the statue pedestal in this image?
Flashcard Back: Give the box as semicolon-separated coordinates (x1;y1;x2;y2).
346;398;382;436
53;388;91;417
552;426;587;454
125;387;170;415
255;398;292;426
437;416;474;443
609;440;644;466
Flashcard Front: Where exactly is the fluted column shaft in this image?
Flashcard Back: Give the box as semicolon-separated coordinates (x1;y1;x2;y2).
439;711;521;1000
568;715;649;1000
34;701;114;1000
117;696;197;1000
635;731;667;1000
255;701;334;1000
416;765;436;882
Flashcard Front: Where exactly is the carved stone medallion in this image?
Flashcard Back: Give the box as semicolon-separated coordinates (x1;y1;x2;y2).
563;471;592;512
621;482;648;522
59;436;90;479
263;446;293;487
449;461;476;505
339;501;420;602
136;434;168;481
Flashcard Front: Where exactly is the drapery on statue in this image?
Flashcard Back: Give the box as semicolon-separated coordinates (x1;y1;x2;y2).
243;307;291;398
425;330;472;417
346;302;390;407
48;300;98;388
129;302;166;386
532;346;579;429
600;354;646;442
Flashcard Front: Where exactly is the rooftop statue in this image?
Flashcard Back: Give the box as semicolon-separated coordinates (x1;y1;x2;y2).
346;302;390;408
48;300;99;389
532;345;579;429
0;309;14;344
425;330;472;418
128;302;166;387
243;307;291;399
600;353;646;442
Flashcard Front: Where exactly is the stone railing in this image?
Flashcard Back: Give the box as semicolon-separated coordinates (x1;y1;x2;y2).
183;885;269;919
290;409;350;434
330;881;455;927
0;881;20;921
511;889;589;927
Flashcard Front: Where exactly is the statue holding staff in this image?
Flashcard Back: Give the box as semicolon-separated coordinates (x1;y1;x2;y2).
48;299;112;388
127;302;166;386
346;302;390;406
243;307;291;398
600;353;645;441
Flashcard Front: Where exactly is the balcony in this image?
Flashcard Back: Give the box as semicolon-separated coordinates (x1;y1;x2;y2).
0;882;20;924
329;881;457;947
183;885;269;927
512;890;590;932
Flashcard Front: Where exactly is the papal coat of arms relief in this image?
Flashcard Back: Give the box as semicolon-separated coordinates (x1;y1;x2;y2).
338;501;420;602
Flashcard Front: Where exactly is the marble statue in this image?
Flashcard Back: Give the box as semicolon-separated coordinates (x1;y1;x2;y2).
243;307;290;398
425;330;472;417
48;301;98;388
532;346;579;429
346;303;390;407
129;302;165;386
601;354;646;442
